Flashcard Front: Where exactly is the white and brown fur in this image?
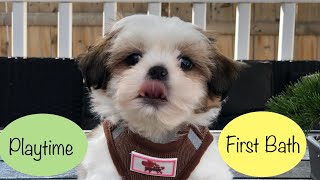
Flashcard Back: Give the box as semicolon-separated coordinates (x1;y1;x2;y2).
77;15;239;180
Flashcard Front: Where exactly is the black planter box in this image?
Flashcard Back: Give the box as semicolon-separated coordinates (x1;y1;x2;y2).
212;60;320;129
308;136;320;180
0;57;83;128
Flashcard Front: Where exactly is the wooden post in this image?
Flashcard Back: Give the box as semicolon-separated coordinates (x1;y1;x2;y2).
58;2;72;58
234;3;251;60
278;3;296;60
103;2;117;35
192;2;206;30
12;2;27;57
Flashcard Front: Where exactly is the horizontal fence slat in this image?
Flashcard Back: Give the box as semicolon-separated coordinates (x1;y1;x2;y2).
277;3;296;61
234;3;251;60
2;0;320;3
58;2;72;58
12;2;27;57
192;2;206;30
148;2;161;16
103;2;117;35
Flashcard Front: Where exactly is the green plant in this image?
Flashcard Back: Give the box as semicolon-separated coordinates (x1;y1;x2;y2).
266;72;320;132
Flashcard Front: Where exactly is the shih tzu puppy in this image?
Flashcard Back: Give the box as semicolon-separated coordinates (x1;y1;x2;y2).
77;14;239;180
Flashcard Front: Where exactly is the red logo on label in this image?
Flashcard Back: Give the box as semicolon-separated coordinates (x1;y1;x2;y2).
130;151;177;177
142;160;165;174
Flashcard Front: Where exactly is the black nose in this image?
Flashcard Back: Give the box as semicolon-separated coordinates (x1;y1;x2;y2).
148;66;168;81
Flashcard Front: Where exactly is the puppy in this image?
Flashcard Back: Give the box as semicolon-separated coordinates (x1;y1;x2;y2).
77;15;239;180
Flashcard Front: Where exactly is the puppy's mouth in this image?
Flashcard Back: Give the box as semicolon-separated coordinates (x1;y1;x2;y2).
137;80;168;105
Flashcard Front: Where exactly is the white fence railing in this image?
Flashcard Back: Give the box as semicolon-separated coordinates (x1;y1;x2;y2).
3;0;320;60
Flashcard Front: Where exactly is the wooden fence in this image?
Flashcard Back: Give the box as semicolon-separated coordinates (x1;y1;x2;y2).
0;0;319;60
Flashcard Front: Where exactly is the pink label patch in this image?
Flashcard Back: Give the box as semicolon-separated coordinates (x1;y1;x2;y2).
130;151;177;177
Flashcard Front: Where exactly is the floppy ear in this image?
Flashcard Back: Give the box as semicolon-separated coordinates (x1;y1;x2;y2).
207;49;240;102
77;34;114;90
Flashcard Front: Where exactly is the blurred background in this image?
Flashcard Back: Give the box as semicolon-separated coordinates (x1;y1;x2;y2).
0;2;319;60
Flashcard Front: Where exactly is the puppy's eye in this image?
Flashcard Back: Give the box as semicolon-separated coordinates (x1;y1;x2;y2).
179;56;193;70
125;53;142;66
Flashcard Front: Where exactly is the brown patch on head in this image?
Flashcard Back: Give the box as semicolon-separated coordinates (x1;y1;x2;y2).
174;28;240;113
107;41;145;73
192;29;240;113
177;41;213;80
77;29;121;89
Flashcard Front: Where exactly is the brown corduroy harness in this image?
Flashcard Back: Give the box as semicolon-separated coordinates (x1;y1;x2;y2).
103;121;213;180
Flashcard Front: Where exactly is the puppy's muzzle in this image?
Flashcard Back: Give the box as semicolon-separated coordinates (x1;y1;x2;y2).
137;66;169;104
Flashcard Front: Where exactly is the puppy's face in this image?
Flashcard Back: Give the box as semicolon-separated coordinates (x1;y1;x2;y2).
79;15;239;135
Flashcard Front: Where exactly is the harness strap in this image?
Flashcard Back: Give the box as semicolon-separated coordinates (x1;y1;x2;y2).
188;129;202;150
112;125;124;140
103;121;128;178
